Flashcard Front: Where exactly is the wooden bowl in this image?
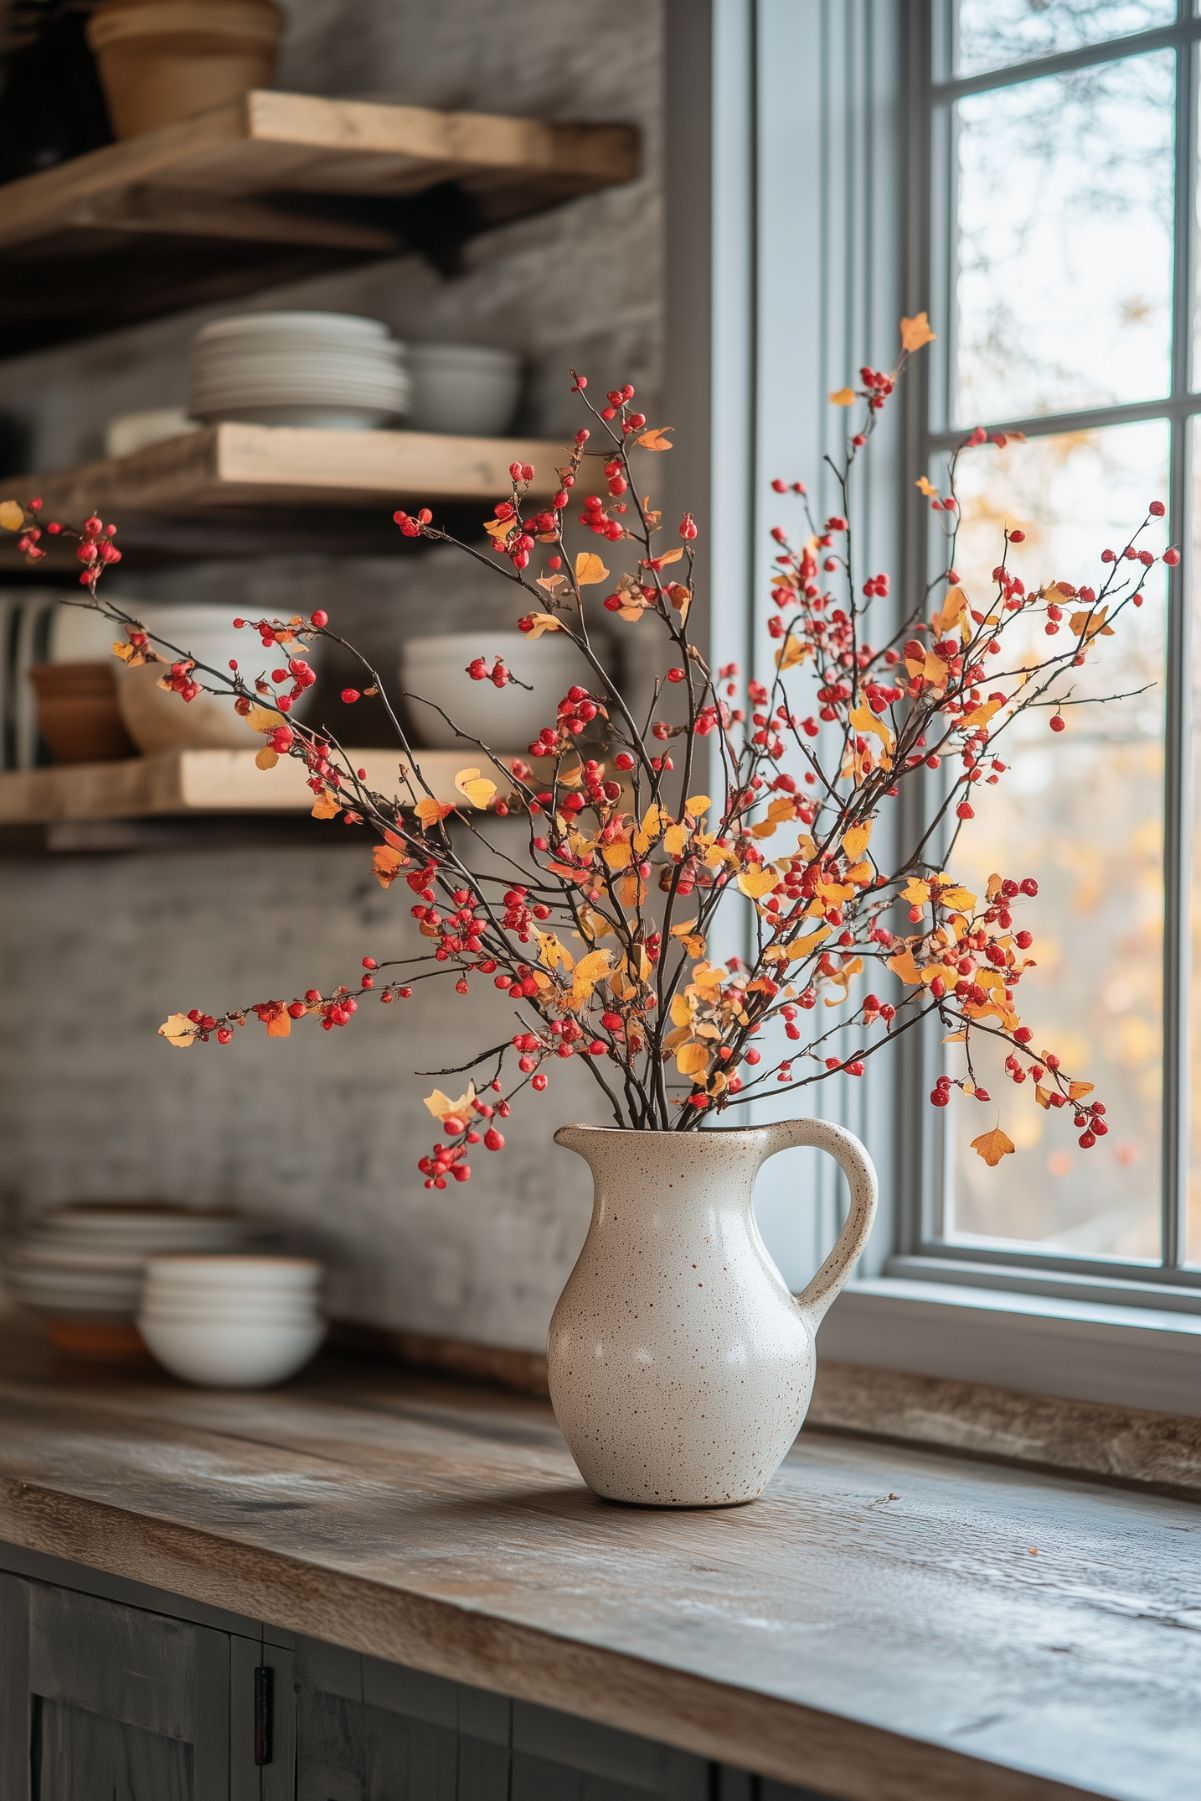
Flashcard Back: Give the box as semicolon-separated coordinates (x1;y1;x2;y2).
28;661;137;763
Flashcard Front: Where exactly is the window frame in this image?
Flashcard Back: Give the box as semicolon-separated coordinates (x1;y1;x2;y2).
894;0;1201;1308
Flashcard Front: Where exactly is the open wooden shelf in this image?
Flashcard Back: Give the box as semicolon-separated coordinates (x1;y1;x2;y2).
0;745;524;828
0;90;640;351
4;422;569;554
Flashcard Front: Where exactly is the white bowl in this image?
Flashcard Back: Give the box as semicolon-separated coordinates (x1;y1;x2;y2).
138;1315;326;1388
144;1254;322;1289
139;1299;322;1327
112;602;322;752
405;345;521;436
401;630;592;750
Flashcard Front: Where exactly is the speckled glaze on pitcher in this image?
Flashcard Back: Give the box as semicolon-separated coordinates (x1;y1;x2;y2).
547;1121;877;1507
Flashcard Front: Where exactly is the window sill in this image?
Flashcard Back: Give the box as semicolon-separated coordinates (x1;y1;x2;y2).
819;1275;1201;1418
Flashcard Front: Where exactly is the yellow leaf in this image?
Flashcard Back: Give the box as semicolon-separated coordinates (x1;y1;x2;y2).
571;948;614;1010
971;1127;1015;1168
781;926;830;960
574;552;609;586
676;1041;710;1079
775;633;809;671
1069;606;1114;641
0;500;24;532
536;930;575;974
670;919;706;959
688;962;727;1002
602;841;633;871
454;767;497;810
685;794;711;816
900;311;936;353
932;585;969;639
842;820;872;861
524;612;563;638
887;948;924;985
255;746;280;771
635;427;674;451
1067;1080;1095;1101
483;516;514;543
736;866;778;899
111;640;139;665
310;789;340;820
663;822;690;857
829;387;856;406
244;705;279;734
848;698;895;756
934;884;976;913
914;475;938;499
423;1082;476;1123
961;697;1002;732
1034;1085;1052;1110
653;547;685;568
158;1013;195;1049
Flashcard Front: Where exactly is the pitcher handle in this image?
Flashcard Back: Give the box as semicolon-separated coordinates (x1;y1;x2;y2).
760;1119;878;1330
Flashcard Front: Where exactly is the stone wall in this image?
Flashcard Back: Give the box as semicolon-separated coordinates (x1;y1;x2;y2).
0;0;664;1347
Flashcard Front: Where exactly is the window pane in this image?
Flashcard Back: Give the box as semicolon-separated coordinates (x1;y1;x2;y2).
942;423;1168;1259
953;1;1174;78
951;52;1174;425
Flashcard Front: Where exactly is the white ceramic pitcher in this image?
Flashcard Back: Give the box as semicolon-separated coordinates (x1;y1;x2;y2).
548;1120;878;1507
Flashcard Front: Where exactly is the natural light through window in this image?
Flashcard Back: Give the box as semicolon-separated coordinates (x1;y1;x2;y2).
914;2;1200;1284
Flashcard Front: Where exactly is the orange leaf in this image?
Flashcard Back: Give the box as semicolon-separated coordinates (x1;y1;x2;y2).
372;845;405;889
842;821;872;862
900;311;936;353
635;427;674;451
244;705;279;734
265;1009;292;1040
887;948;924;985
574;552;609;586
570;948;613;1009
310;789;340;820
483;516;514;543
971;1127;1015;1167
829;387;856;406
914;475;938;499
0;500;25;531
931;585;969;639
415;796;453;829
255;745;280;771
1067;1080;1095;1100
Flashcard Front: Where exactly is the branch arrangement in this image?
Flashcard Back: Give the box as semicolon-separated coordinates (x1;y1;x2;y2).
3;314;1177;1187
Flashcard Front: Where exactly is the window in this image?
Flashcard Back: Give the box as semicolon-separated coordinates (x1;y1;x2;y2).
898;0;1201;1302
665;0;1201;1409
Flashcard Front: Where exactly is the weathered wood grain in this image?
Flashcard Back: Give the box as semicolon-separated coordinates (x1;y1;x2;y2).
0;1330;1197;1801
0;747;526;827
0;91;640;351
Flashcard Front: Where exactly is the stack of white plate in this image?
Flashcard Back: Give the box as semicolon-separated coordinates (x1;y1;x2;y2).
188;311;410;430
2;1204;256;1359
139;1255;326;1388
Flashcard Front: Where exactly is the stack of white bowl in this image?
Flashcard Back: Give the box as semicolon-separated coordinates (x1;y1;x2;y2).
2;1205;255;1359
139;1255;326;1388
188;312;410;430
406;342;522;435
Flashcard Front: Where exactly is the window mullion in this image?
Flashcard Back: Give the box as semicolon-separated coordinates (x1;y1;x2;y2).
1162;27;1197;1270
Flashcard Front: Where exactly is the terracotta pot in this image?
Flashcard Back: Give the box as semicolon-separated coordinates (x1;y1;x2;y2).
548;1120;877;1507
28;661;136;763
85;0;285;139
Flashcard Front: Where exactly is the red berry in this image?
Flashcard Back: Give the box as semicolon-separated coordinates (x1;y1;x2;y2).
1049;714;1066;732
341;688;361;704
311;609;329;628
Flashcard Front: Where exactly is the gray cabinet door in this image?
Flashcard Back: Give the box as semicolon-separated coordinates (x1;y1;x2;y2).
0;1571;231;1801
511;1701;708;1801
285;1636;463;1801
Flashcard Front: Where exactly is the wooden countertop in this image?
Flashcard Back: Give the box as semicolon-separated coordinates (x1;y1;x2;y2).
0;1325;1197;1801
